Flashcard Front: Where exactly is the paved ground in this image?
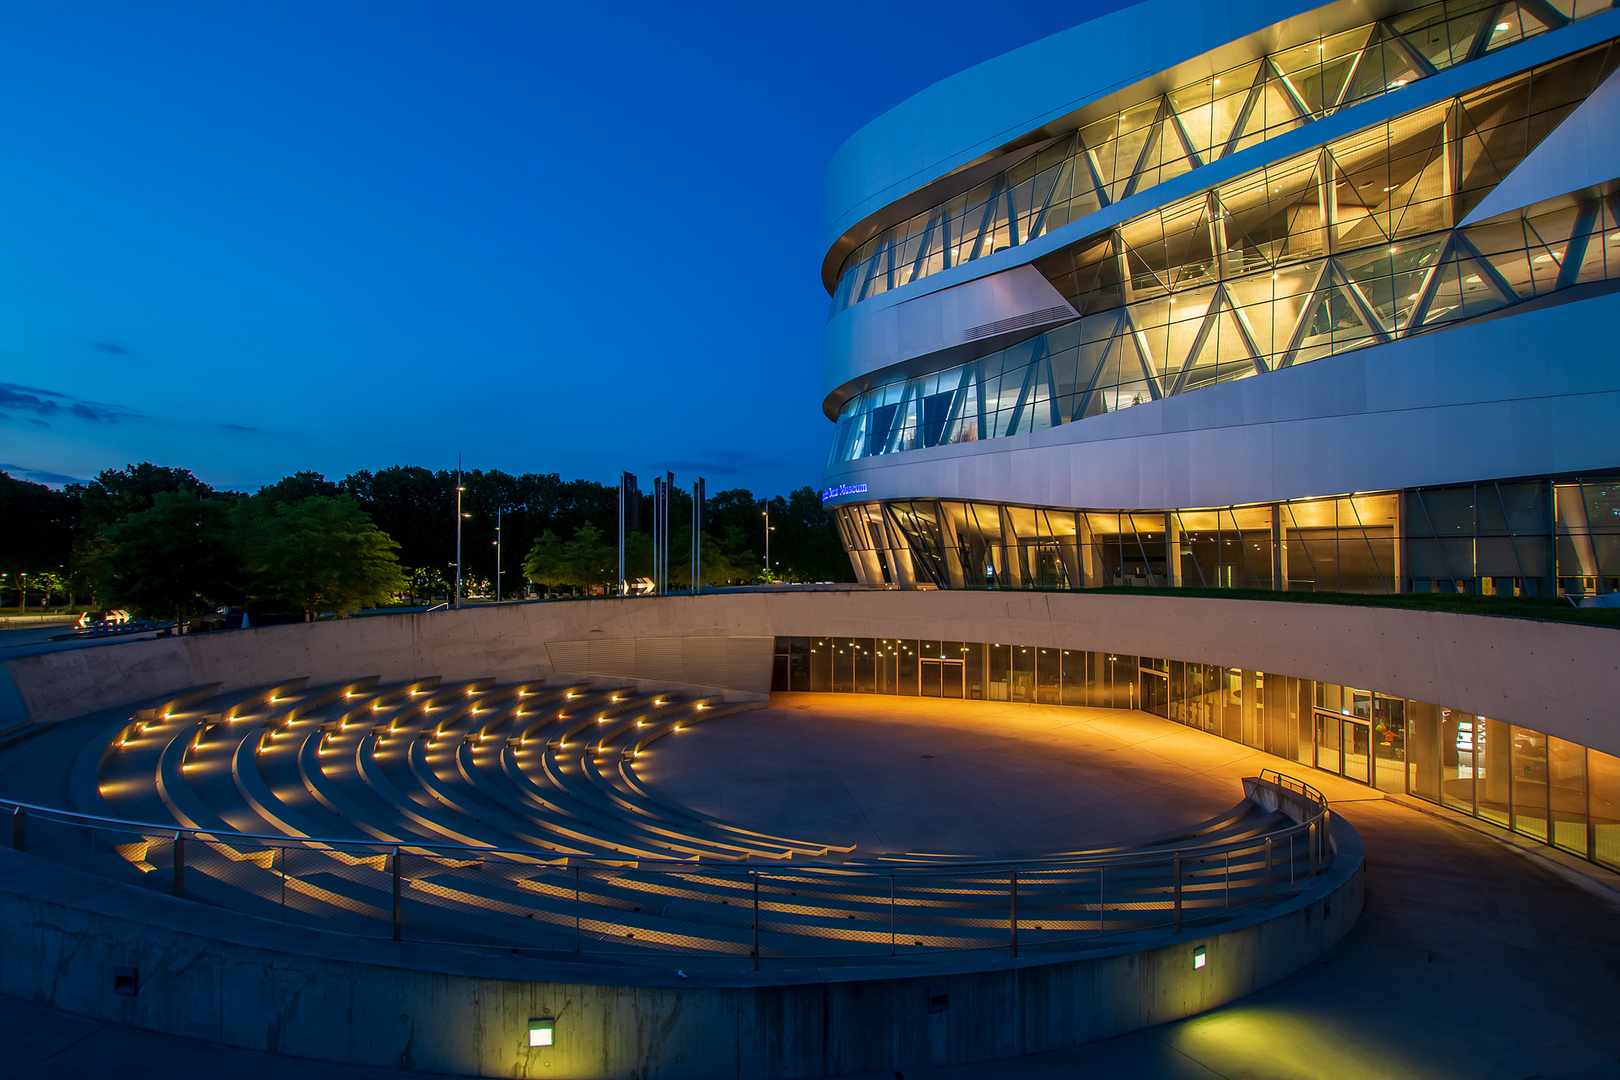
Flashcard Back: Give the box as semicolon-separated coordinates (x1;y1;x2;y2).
639;692;1375;854
3;692;1619;1078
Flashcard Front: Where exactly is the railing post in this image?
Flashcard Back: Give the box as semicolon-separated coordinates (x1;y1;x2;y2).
752;871;761;971
1009;867;1019;958
11;807;23;852
1264;837;1274;908
173;831;185;898
1173;852;1182;933
1098;866;1105;938
1309;821;1319;884
392;847;402;941
889;874;895;956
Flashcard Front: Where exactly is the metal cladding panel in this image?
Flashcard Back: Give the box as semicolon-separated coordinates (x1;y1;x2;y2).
820;288;1620;511
822;265;1076;416
1464;64;1620;224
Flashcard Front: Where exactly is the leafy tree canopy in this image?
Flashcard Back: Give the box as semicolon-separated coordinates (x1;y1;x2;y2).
98;491;243;624
239;495;406;618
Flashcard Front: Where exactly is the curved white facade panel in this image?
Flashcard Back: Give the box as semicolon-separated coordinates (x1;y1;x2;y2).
821;265;1076;418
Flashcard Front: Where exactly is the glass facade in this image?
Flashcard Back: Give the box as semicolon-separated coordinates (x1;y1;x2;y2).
828;0;1610;315
771;635;1620;874
830;472;1620;596
829;40;1620;465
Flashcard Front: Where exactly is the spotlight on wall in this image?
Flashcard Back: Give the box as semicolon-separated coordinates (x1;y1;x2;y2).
528;1017;555;1047
1193;945;1207;970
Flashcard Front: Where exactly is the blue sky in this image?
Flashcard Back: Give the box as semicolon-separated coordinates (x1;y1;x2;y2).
0;1;1122;495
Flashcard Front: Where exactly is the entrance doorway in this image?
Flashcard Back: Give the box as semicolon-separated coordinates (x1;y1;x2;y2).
1342;718;1372;783
920;658;964;698
1314;710;1373;783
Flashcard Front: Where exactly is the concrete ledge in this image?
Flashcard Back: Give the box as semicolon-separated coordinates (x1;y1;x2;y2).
0;816;1363;1078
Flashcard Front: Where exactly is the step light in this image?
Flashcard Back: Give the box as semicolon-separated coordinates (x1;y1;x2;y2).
528;1017;554;1047
1193;945;1207;970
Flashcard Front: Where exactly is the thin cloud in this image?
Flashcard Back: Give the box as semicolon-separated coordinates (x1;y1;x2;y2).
218;422;261;432
0;462;84;486
94;342;131;354
0;382;139;424
662;450;789;475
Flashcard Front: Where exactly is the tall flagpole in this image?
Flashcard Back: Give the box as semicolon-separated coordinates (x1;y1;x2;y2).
454;454;463;608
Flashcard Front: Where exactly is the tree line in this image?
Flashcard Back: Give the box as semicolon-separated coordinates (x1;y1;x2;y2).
0;463;852;623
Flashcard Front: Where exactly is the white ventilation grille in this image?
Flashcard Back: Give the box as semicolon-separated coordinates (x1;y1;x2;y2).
963;306;1073;341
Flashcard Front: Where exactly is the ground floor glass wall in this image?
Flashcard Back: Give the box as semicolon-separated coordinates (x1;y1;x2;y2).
829;471;1620;598
772;636;1620;873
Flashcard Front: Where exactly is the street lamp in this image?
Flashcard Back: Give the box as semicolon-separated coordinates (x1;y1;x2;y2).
762;509;775;584
454;456;467;608
492;506;503;602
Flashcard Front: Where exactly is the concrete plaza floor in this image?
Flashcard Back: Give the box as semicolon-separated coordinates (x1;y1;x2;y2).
3;692;1618;1079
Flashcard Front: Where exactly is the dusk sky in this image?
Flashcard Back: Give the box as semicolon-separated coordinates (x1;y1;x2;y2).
0;1;1126;496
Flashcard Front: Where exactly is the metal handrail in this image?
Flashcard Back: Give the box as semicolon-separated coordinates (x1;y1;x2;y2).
0;773;1340;965
0;791;1328;875
1257;768;1327;809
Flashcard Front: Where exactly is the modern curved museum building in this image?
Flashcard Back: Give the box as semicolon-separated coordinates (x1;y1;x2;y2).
820;0;1620;600
808;0;1620;871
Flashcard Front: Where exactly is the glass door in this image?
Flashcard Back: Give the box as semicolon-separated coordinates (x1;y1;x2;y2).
1343;719;1372;784
1314;710;1343;775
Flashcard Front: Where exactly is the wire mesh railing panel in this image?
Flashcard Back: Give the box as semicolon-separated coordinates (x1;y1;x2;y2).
278;845;394;938
889;872;1010;955
0;773;1335;964
758;871;895;959
25;815;101;879
574;867;754;957
1180;853;1238;919
1091;858;1176;936
400;852;550;949
186;837;288;922
1016;866;1105;947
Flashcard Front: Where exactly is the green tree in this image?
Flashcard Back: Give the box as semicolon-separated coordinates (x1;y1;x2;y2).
257;470;340;507
0;471;78;605
81;463;213;534
523;524;616;595
669;524;756;587
562;524;617;593
241;496;406;618
770;487;856;582
522;530;566;594
99;492;243;627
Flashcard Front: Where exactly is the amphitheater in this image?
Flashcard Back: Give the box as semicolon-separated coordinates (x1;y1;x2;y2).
0;591;1394;1078
1;582;1615;1079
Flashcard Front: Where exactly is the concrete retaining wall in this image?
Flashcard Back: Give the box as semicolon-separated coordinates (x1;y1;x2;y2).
4;590;1617;756
0;817;1363;1079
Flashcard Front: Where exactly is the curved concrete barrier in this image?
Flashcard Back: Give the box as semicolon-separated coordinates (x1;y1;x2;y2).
4;591;1616;756
0;813;1362;1079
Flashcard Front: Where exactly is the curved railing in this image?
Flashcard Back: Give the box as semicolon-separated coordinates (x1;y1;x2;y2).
0;773;1335;969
